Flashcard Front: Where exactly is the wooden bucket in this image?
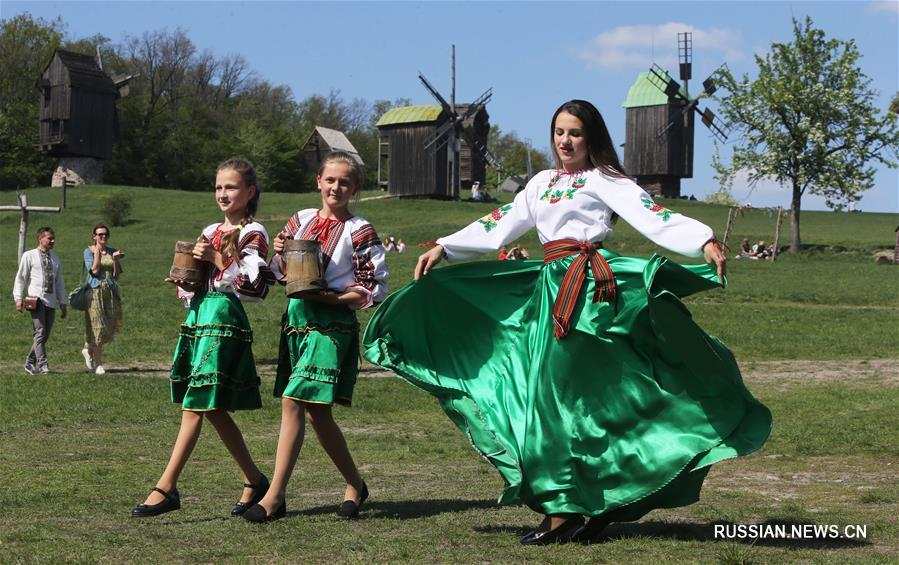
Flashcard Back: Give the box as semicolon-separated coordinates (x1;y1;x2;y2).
168;241;205;291
283;239;326;297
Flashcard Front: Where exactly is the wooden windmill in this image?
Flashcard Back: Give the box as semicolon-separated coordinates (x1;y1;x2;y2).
622;32;728;197
36;48;135;186
418;45;500;199
377;46;497;199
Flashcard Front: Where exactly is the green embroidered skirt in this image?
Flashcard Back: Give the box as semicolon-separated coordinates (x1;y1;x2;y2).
274;298;360;406
170;291;261;411
362;251;772;519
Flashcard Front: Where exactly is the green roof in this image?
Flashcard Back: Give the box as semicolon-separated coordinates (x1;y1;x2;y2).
376;105;444;127
622;71;686;109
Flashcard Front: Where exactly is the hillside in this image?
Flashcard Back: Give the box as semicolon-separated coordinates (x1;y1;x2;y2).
1;185;897;371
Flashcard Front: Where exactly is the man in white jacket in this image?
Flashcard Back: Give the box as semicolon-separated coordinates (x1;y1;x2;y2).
13;227;68;374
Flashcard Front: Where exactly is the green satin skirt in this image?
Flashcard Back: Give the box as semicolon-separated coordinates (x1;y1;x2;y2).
170;291;262;411
362;250;771;519
274;298;360;406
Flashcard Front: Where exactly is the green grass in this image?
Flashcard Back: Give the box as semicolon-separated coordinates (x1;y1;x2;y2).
1;185;897;562
1;371;897;562
1;185;897;371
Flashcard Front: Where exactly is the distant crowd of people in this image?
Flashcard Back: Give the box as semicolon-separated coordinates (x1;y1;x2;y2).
498;245;530;260
735;238;776;260
384;236;406;253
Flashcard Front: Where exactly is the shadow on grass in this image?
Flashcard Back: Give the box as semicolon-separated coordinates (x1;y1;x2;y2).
289;498;501;520
476;518;871;549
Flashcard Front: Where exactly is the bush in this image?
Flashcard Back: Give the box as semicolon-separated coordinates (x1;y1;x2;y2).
102;192;132;226
703;189;739;207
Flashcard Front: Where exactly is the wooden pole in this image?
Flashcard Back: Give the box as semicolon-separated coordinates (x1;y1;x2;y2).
771;207;784;262
722;206;736;248
894;227;898;265
0;192;62;261
18;193;28;260
61;176;67;208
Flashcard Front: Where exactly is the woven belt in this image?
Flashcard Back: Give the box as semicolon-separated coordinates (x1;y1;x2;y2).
542;239;616;339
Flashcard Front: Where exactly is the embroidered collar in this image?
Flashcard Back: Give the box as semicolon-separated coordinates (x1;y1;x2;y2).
316;211;354;223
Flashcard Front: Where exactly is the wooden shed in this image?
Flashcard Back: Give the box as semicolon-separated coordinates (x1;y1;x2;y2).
376;104;489;198
621;72;694;198
36;49;119;160
302;126;364;171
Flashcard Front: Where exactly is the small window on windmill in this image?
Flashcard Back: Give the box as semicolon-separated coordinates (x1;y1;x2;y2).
42;86;51;108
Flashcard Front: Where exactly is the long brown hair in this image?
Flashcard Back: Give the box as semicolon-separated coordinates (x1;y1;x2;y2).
217;158;259;258
550;99;628;178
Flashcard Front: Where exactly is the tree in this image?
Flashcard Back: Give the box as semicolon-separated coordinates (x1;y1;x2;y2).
0;13;64;189
484;127;551;191
714;16;899;251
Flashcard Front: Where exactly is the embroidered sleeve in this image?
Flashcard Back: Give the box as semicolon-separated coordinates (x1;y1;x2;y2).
436;182;536;260
12;252;31;301
346;223;388;310
596;176;713;257
233;225;275;301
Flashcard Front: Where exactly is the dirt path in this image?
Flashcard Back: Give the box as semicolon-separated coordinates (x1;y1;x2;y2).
358;359;899;385
3;359;896;385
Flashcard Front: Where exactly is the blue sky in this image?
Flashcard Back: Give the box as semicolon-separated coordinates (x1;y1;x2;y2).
4;0;897;212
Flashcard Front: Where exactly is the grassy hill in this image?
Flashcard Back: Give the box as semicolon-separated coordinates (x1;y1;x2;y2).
1;185;897;562
1;184;896;370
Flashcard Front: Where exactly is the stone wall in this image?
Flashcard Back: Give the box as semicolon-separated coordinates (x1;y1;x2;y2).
51;157;103;186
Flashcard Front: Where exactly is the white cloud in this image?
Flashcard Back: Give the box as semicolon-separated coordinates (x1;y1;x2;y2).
578;22;745;72
869;1;899;15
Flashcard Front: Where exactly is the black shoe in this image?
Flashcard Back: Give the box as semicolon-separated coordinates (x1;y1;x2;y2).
520;516;584;545
231;473;270;516
132;487;181;518
570;509;623;544
241;501;286;523
336;480;368;518
520;516;551;543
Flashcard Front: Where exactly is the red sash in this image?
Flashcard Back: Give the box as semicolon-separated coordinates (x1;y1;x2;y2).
542;239;616;339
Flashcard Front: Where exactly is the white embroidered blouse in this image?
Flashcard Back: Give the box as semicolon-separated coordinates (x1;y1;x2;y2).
269;209;389;310
177;221;274;303
437;168;714;260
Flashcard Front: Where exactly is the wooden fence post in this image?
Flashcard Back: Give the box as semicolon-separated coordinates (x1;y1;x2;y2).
771;207;784;262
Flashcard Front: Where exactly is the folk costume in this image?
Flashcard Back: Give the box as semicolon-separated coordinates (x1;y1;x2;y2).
363;168;771;520
83;247;123;346
171;222;274;411
270;210;388;406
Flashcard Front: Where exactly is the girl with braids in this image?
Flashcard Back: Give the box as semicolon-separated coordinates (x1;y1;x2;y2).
132;158;275;518
243;151;387;522
363;100;771;544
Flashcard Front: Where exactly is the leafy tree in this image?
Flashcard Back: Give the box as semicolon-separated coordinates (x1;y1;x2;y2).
715;16;899;251
484;127;551;191
0;13;64;189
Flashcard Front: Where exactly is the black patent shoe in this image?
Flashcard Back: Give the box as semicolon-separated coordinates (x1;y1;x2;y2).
241;501;286;523
570;509;623;544
231;473;270;516
520;516;584;545
336;480;368;518
131;487;181;518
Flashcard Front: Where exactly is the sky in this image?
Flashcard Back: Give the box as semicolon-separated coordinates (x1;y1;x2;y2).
4;0;897;213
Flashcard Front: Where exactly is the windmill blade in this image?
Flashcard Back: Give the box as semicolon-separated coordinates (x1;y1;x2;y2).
418;73;453;115
458;88;493;122
697;107;729;142
460;127;502;169
423;119;455;152
656;97;699;138
647;64;688;102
